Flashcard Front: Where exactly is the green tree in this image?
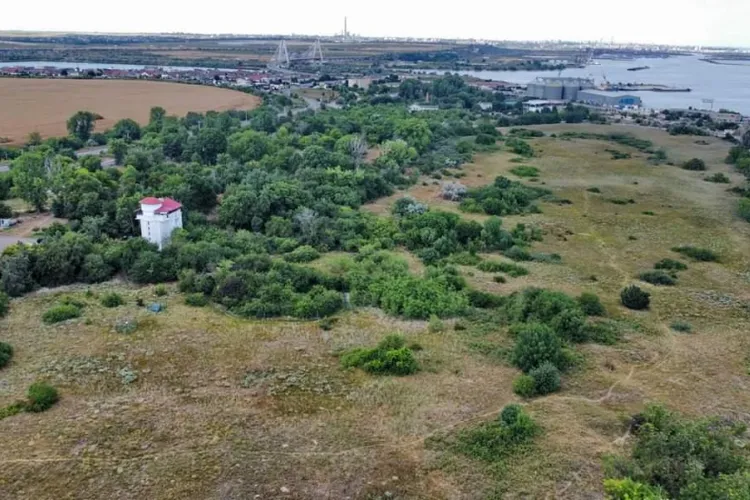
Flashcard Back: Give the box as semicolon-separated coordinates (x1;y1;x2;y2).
112;118;141;142
149;106;166;130
66;111;97;141
109;139;127;165
11;152;49;211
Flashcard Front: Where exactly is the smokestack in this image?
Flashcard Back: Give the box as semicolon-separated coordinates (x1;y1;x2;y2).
344;17;347;40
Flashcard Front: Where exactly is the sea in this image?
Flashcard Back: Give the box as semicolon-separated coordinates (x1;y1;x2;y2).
428;55;750;115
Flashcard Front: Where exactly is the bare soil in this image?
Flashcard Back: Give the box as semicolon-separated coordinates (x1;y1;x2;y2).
0;79;261;145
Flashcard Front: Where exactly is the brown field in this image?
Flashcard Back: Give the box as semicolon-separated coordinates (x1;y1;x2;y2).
0;79;261;145
2;125;750;498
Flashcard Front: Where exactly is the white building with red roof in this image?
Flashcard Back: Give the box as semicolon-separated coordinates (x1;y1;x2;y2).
136;197;183;250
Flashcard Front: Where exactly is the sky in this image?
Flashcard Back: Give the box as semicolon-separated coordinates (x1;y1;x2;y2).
3;0;750;48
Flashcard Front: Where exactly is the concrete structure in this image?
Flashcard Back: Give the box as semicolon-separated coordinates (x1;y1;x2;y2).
526;77;595;101
577;90;642;108
408;103;440;113
478;101;493;111
136;197;183;250
523;99;566;113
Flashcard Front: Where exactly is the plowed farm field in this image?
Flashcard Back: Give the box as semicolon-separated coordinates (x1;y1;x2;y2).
0;78;260;145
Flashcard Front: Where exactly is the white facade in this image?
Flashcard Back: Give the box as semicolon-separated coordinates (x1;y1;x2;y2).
135;198;183;250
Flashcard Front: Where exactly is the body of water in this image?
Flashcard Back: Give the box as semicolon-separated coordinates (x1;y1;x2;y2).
0;61;239;72
432;55;750;115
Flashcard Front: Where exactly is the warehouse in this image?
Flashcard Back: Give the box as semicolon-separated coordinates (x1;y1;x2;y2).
577;90;642;108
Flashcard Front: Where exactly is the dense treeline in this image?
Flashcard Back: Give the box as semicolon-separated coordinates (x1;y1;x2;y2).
0;77;547;321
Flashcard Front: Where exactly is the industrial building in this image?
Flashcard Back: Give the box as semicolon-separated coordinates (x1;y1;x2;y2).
576;90;642;108
526;77;595;101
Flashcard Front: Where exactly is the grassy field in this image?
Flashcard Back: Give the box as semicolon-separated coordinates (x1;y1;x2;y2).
0;79;261;145
2;124;750;498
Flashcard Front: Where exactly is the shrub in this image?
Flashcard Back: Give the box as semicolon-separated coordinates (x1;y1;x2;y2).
671;245;718;262
605;405;748;498
639;270;677;286
42;304;82;324
467;289;504;309
154;284;168;296
509;165;540;178
504;246;532;262
620;285;650;310
185;293;208;307
100;292;124;308
578;292;605;316
587;187;602;193
0;291;9;317
511;322;564;372
493;275;507;283
340;334;419;376
513;374;536;397
26;382;59;412
642;210;656;216
654;258;687;271
453;404;539;462
603;479;667;500
682;158;706;171
739;198;750;222
529;362;561;395
428;314;445;333
0;341;12;369
550;308;587;342
283;245;320;263
670;321;692;333
705;172;730;183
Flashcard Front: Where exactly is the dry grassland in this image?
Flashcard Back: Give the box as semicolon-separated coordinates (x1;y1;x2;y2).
2;124;750;498
0;79;261;145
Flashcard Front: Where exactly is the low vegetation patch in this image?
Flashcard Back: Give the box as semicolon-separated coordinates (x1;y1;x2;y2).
508;128;544;138
0;341;12;369
42;303;82;324
558;131;654;153
606;148;632;160
671;245;718;262
705;172;730;183
604;405;750;498
459;176;548;216
607;198;636;205
340;334;419;376
670;320;692;333
477;260;529;277
621;285;650;310
638;270;677;286
654;258;687;271
509;165;540;178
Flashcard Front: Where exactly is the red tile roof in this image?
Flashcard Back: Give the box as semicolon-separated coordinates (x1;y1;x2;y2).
140;197;182;214
156;198;182;214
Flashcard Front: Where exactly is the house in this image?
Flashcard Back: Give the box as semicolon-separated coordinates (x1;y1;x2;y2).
135;197;183;250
